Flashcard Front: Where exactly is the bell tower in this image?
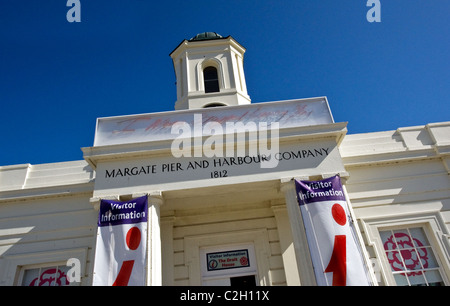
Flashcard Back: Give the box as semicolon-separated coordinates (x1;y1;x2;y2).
170;32;251;110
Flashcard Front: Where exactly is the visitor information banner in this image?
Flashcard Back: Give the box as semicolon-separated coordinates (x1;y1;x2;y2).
93;195;148;286
295;176;372;286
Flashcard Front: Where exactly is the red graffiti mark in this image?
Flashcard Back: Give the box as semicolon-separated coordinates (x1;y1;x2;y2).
383;232;428;276
29;268;69;286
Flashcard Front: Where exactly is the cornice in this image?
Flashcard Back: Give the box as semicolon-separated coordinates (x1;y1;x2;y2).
83;122;348;169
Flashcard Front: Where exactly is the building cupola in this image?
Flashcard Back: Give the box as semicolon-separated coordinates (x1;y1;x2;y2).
170;32;251;110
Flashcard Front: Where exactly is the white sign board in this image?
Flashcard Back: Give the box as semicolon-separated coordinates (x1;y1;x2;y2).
93;139;345;196
94;98;333;146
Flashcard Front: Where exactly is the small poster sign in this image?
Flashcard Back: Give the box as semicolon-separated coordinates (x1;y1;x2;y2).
206;249;250;271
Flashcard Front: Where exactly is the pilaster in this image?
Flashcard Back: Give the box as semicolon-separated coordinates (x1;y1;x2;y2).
146;191;164;286
280;177;316;286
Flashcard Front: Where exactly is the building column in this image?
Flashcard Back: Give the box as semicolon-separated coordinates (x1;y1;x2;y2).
90;195;119;211
280;177;317;286
271;201;301;286
144;191;164;286
161;214;175;286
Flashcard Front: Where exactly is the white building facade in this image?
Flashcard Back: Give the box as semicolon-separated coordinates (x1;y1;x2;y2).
1;33;449;286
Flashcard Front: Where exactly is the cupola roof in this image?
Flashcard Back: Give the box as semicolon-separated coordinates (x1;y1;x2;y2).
189;32;224;41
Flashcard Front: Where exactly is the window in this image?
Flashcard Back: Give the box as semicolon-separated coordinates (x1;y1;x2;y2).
380;227;445;286
203;66;220;93
362;212;450;286
1;248;86;286
19;263;72;286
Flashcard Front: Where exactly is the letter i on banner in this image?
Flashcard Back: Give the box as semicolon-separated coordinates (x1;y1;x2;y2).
93;196;148;286
295;176;372;286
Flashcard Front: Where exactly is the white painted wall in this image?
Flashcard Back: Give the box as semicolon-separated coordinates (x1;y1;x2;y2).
0;122;449;286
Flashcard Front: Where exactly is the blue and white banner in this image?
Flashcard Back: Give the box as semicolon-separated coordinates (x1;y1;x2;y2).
295;176;372;286
93;195;148;286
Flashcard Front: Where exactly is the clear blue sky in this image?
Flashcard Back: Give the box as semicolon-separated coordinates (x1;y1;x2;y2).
1;0;449;166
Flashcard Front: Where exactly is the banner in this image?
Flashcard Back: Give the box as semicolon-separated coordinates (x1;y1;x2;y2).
295;176;371;286
93;195;148;286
